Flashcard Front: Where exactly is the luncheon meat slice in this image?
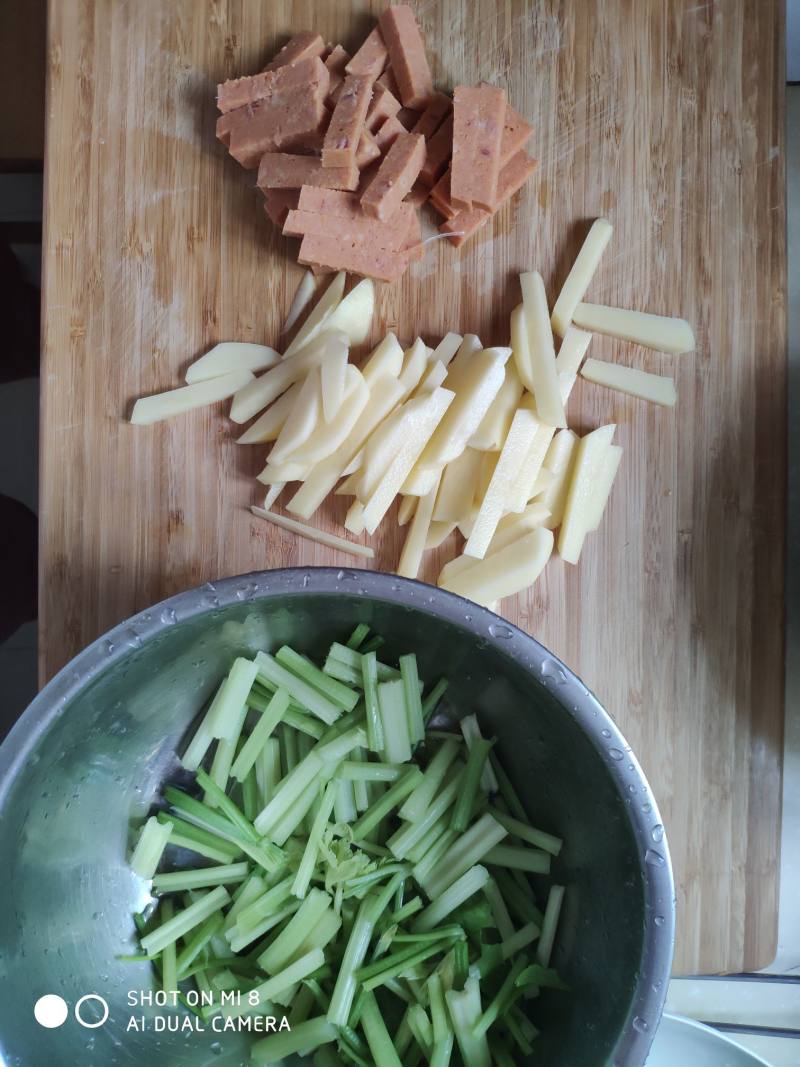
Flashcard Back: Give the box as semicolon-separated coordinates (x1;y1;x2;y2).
411;91;452;140
284;202;417;249
323;74;374;169
451;83;507;210
439;150;537;246
324;45;351;101
418;113;453;185
262;189;300;228
356;129;382;168
372;114;406;153
379;6;434;110
263;31;326;72
365;83;402;133
298;233;409;282
496;98;534;164
361;132;426;220
258;152;359;191
345;26;388;78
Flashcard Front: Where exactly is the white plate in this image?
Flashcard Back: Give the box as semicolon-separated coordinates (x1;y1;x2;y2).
646;1013;774;1067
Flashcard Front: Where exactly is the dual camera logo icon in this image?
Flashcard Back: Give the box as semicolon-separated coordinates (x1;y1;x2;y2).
34;994;109;1029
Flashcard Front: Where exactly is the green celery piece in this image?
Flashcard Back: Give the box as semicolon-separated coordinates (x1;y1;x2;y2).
489;752;529;823
275;645;360;711
501;921;541;960
421;678;449;723
326;896;375;1027
259;887;331;974
399;737;460;822
345;623;371;650
317;704;366;745
360;939;458;991
284;707;325;738
389;896;424;925
181;680;225;771
293;906;342;958
361;651;384;753
338;1025;371;1066
407;1003;434;1059
294;983;320;1023
394;1010;414;1057
459;714;498;793
141;886;230;956
330;642;400;681
503;1008;535;1055
384;977;414;1004
491;869;543;927
536;884;565;967
377;679;411;763
235;874;294;932
393;926;465;943
255;651;343;725
255;737;281;807
427;972;449;1043
516;963;570;991
351;768;423;840
490;807;563;856
314;725;368;764
210;658;259;742
445;973;490;1067
476;941;504;979
405;817;450;864
388;766;464;859
338;761;404;782
230;688;290;782
484;843;551;875
225;947;323;1020
399;655;425;745
241;769;259;822
253;751;324;836
424;813;508;899
269;777;326;847
334;776;358;823
451;898;494;936
483;877;515;941
430;1035;455;1067
160;900;177;994
164;787;252;847
412;829;457;888
251;1016;336;1064
205;733;239;805
323;655;362;687
130;815;173;880
359;990;404;1067
451;739;493;833
152;862;249;893
474;955;529;1037
280;721;298;773
359;634;385;655
414;866;490;932
228;899;301;954
195;769;259;843
451;941;469;991
293;781;338;898
176;911;224;977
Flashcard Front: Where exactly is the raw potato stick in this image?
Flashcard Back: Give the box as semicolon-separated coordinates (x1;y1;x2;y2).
361;132;426;221
550;219;614;336
439;527;555;607
572;302;696;354
397;472;441;579
555;325;593;375
379;5;434;110
451;84;507;210
516;274;566;427
281;271;316;336
250;506;374;559
185;343;279;384
580;358;677;406
557;424;616;564
130;369;255;425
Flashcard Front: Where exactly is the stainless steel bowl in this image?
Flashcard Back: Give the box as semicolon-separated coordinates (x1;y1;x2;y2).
0;568;674;1066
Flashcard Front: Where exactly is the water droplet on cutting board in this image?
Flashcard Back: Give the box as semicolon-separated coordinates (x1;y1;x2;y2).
489;623;514;640
645;849;665;867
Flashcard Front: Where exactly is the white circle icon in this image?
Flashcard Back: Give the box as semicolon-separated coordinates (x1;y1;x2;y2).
74;993;109;1029
34;994;69;1028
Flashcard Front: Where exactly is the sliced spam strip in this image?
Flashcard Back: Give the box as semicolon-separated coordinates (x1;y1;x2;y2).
296;187;421;257
404;183;429;207
411;91;452;139
361;132;426;221
372;114;406;153
262;31;326;73
298;233;410;283
418;113;453;186
262;190;300;228
258;153;359;192
284;203;416;250
451;83;507;210
322;74;374;170
439;151;538;246
396;107;419;129
379;5;435;110
376;65;400;96
365;82;402;133
356;129;382;169
345;26;389;79
323;45;351;101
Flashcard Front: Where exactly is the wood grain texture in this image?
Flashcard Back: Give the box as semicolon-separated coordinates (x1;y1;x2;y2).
40;0;786;973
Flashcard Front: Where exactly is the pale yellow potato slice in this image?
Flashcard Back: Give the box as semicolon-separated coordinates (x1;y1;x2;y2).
432;448;484;523
357;405;412;502
335;471;361;496
185;342;280;384
397;473;441;579
447;333;483;376
361;387;455;535
588;444;623;530
282;270;317;335
397;495;417;526
554;326;593;376
537;429;578;529
429;332;464;368
321;278;375;347
250;506;373;559
469;361;524;451
257;458;308;485
559;372;577;404
465;407;542;558
398;338;430;394
413;359;448;395
572;303;695;354
528;468;555;497
270;366;322;463
439;527;554;606
130;369;255;425
516;274;566;428
550;219;613;336
283;272;345;358
558;424;616;564
286;375;406;520
580;358;677;406
475;450;499;502
505;412;556;514
263;483;284;510
320;342;349;421
425;521;456;549
288;367;369;467
492;501;550;549
230;330;345;424
344;499;366;535
236;381;302;444
361;333;404;387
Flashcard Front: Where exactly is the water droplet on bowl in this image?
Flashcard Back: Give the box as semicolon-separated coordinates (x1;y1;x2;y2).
654;915;665;927
302;573;311;587
641;802;652;814
601;728;612;738
160;608;178;625
644;849;665;867
210;1042;222;1055
489;623;514;640
651;823;664;842
632;1015;649;1033
608;748;624;761
652;979;663;992
105;641;115;654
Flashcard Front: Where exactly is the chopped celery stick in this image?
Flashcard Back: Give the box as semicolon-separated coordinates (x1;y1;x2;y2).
358;937;460;990
226;948;323;1019
141;886;231;956
378;679;412;762
501;921;540;959
476;941;503;979
452;940;469;990
399;654;425;744
326;897;375;1027
412;829;457;887
323;655;361;687
130;816;173;879
424;814;508;898
253;752;324;836
407;1004;434;1059
346;623;371;650
451;739;493;832
275;645;359;711
504;1008;534;1055
241;770;259;821
339;1024;370;1063
516;963;569;991
284;707;325;738
485;843;551;874
445;974;491;1067
228;900;300;954
205;736;237;805
160;812;241;863
176;911;224;976
230;688;290;781
351;768;423;840
427;972;449;1040
490;752;528;822
393;925;464;942
390;895;424;924
399;737;460;822
294;984;320;1023
195;770;259;843
491;869;543;927
406;817;449;863
360;634;385;654
361;651;384;752
483;877;515;941
251;1016;336;1064
269;776;324;846
152;862;249;893
160;900;177;993
474;955;528;1037
335;777;358;823
293;781;337;898
384;976;414;1004
237;836;286;873
210;658;259;741
235;874;294;931
255;738;281;807
460;714;498;793
330;642;400;681
415;866;490;932
259;888;331;974
395;1011;415;1058
491;1040;518;1067
164;787;253;847
421;678;449;723
359;991;404;1067
339;761;403;782
255;651;342;725
388;767;463;858
430;1034;455;1067
181;681;225;771
294;907;342;958
314;725;367;763
537;884;564;966
317;704;366;745
491;807;563;856
280;721;298;774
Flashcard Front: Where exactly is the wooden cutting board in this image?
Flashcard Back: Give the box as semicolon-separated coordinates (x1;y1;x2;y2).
40;0;786;974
